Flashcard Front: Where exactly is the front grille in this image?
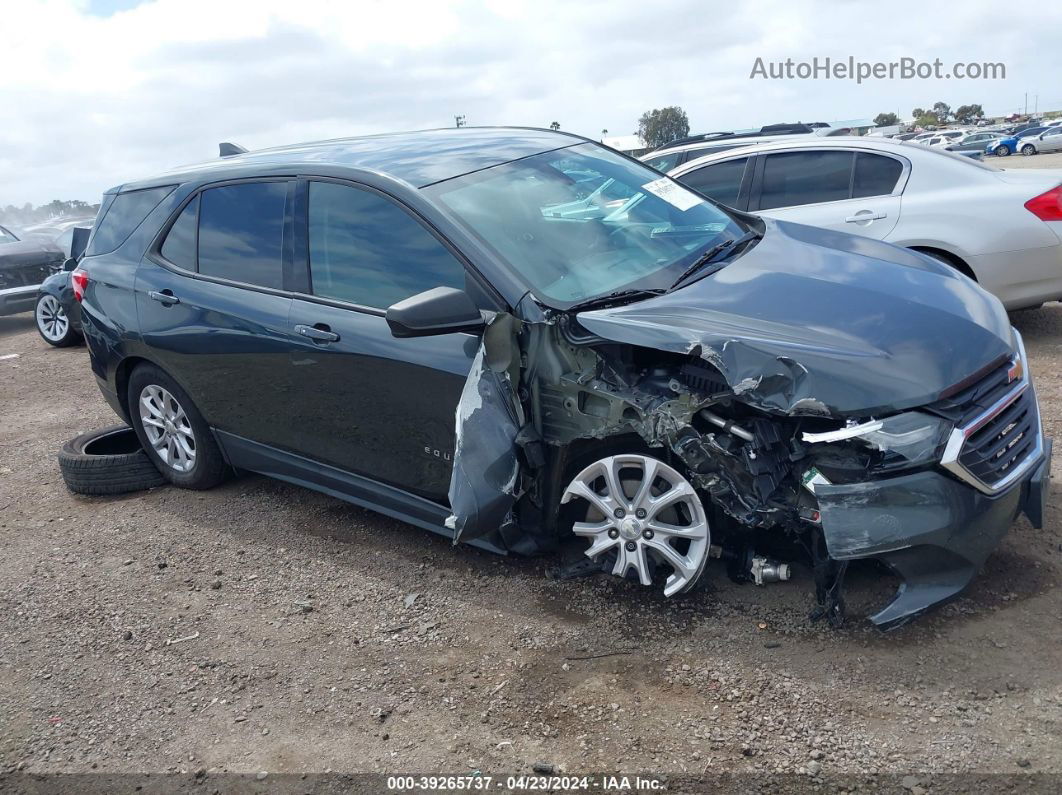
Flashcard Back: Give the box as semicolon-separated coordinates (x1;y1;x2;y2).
934;358;1016;426
957;387;1037;486
940;333;1043;494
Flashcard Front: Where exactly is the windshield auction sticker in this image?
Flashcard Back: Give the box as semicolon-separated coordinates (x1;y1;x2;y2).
641;177;704;211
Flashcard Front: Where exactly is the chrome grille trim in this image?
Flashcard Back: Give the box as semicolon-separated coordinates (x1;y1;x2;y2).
940;330;1043;496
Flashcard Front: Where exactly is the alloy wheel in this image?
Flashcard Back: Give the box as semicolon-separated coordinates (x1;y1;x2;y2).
138;385;197;473
562;454;710;596
36;295;69;342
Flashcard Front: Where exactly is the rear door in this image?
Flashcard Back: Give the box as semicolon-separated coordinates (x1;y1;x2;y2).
1038;127;1062;153
135;180;298;449
285;178;490;502
749;149;903;240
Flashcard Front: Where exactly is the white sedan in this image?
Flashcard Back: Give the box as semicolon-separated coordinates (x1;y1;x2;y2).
659;137;1062;310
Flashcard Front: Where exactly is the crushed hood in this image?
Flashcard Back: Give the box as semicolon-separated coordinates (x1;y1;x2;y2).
576;219;1013;416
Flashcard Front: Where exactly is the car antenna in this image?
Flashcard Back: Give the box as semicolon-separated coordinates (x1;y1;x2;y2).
218;142;248;157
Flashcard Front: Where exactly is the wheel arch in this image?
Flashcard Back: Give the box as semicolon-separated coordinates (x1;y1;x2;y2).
114;355;202;426
907;245;979;282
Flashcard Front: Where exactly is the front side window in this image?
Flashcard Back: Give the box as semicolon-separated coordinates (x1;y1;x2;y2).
426;142;745;307
758;151;854;209
0;226;19;244
307;181;466;309
87;185;175;256
198;182;287;289
641;151;682;173
678;157;748;207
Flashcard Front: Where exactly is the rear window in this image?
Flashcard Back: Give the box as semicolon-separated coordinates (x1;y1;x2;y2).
197;182;287;289
86;186;175;256
852;153;903;198
160;195;198;271
759;151;853;209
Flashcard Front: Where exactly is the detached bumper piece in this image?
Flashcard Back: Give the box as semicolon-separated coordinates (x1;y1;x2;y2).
816;437;1051;630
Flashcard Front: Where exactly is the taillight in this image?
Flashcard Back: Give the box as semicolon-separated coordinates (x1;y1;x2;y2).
71;267;89;303
1025;185;1062;221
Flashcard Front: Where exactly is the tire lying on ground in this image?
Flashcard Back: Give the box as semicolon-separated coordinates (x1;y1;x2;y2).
58;425;166;495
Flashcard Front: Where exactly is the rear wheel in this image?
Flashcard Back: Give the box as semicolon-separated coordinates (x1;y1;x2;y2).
35;293;80;347
127;364;229;489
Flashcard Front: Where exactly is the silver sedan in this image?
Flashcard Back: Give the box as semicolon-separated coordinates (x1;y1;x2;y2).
660;137;1062;310
1019;126;1062;155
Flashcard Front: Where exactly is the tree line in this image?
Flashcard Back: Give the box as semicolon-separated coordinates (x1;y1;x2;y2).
0;199;100;230
874;102;986;128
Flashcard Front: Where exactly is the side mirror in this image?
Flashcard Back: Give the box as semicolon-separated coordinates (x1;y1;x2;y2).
386;287;486;338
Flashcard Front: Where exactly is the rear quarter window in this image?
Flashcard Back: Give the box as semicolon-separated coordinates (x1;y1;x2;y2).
86;186;175;256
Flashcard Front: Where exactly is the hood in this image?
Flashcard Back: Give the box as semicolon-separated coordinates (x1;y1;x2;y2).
0;239;62;270
576;219;1013;417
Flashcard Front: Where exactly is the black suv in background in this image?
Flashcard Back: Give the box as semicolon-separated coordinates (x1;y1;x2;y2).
74;127;1051;628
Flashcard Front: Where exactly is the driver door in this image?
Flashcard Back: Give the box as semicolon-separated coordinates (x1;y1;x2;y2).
285;179;489;502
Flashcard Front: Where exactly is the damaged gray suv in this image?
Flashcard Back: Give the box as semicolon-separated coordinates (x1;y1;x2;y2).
74;127;1051;629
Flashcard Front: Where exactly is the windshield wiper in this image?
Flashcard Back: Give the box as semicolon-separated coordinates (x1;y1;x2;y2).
568;288;666;313
668;230;761;291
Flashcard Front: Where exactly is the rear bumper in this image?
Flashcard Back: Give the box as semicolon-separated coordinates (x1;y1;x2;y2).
816;437;1051;629
972;244;1062;310
0;284;40;316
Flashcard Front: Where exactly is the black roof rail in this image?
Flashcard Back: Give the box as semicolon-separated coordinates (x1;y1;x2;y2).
219;142;248;157
653;122;815;152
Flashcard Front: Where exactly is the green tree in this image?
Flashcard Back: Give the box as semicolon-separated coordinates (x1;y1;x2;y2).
549;121;560;131
932;101;952;123
637;106;690;149
953;104;985;124
874;112;900;127
912;107;926;120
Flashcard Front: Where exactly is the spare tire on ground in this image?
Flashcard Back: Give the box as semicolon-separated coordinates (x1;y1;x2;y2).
58;425;166;495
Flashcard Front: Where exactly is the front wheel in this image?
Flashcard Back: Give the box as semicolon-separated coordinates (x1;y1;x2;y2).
127;364;229;489
1021;144;1037;156
35;293;81;347
994;145;1010;157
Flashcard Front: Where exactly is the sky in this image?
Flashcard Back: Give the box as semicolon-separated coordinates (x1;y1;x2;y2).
2;0;1061;206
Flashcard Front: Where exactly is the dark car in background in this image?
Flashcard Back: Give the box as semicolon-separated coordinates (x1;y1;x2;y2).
72;127;1050;629
34;226;91;346
0;224;65;316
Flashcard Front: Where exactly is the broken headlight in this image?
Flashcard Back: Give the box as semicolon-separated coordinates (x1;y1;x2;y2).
804;412;951;470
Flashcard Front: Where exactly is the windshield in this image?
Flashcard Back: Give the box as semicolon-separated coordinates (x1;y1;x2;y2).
426;143;745;307
0;226;18;244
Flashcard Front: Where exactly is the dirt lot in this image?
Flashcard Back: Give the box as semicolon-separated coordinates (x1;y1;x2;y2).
2;258;1062;786
986;150;1062;169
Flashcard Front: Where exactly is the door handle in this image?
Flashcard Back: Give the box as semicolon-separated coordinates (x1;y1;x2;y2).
148;290;180;305
845;211;888;223
295;324;340;343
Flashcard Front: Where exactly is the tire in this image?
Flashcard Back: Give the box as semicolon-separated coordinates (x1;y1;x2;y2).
1021;144;1036;156
58;425;166;495
127;363;229;489
994;145;1010;157
35;293;81;348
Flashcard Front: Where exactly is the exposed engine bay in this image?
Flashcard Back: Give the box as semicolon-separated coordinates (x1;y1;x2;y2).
443;295;1049;628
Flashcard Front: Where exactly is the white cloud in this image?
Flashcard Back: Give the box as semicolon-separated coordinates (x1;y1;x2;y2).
1;0;1060;204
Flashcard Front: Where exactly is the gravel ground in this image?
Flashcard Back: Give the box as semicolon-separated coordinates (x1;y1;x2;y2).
987;150;1062;169
1;287;1062;786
